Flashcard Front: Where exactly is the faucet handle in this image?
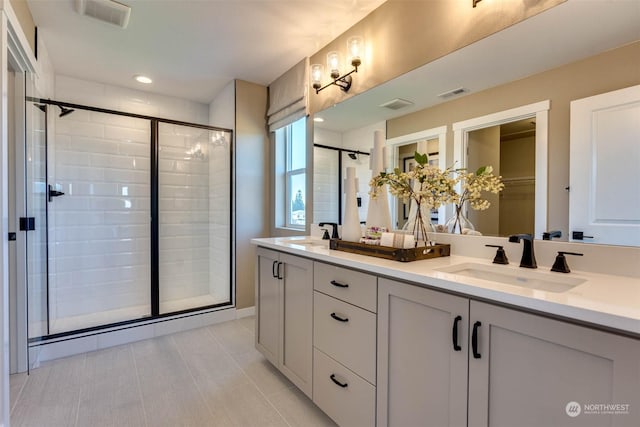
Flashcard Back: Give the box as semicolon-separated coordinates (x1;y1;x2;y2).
485;244;509;265
321;228;330;240
551;251;583;273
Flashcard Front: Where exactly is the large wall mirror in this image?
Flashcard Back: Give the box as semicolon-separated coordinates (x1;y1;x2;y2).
311;1;639;246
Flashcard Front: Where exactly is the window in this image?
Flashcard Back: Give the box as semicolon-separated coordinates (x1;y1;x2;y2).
275;116;306;229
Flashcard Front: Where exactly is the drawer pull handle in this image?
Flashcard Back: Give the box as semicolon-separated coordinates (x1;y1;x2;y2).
272;260;278;278
452;315;462;351
330;280;349;288
472;321;482;359
330;312;349;322
330;374;348;388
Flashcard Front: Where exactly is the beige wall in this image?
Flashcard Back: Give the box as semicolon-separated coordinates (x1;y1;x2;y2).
8;0;35;54
388;41;640;235
309;0;564;115
235;80;269;309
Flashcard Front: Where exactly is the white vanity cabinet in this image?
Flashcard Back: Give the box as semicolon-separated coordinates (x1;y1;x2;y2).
377;278;470;427
468;300;640;427
378;278;640;427
312;262;377;427
255;247;313;397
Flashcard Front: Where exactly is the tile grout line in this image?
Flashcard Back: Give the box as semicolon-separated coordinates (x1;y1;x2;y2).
130;343;150;427
206;322;295;427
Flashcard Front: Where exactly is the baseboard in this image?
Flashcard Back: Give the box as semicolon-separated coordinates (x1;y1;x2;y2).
236;306;255;318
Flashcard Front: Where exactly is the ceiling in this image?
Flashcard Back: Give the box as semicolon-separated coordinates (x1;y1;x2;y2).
26;0;386;104
314;0;640;132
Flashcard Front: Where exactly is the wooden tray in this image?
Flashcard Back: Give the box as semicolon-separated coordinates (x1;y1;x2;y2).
329;239;450;262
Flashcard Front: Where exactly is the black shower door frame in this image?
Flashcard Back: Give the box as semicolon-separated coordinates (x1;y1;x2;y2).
26;97;235;342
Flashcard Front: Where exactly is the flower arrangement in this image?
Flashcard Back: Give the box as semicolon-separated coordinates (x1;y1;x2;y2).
370;152;456;244
370;152;504;239
447;165;505;234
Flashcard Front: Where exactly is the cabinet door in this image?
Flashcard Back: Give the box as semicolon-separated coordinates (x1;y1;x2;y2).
468;300;640;427
280;253;314;397
255;247;280;366
378;279;469;427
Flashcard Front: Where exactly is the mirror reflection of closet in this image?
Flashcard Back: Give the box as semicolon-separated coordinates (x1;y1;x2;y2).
396;139;439;229
466;118;535;237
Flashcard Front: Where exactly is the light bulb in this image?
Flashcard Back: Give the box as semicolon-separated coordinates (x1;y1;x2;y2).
327;51;340;79
347;36;364;68
310;64;324;89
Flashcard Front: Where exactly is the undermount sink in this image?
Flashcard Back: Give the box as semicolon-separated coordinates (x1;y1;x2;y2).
279;237;328;247
436;262;586;293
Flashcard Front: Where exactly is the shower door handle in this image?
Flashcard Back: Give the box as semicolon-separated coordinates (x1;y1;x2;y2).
48;185;65;202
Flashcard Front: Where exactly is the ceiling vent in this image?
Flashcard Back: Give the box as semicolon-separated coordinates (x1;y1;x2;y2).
75;0;131;29
437;87;469;99
379;98;414;110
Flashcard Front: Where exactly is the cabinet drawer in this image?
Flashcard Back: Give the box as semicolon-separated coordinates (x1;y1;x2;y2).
313;348;376;427
314;262;377;312
314;291;376;384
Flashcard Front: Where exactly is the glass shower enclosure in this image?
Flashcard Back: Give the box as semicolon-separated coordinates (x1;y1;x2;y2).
23;99;233;345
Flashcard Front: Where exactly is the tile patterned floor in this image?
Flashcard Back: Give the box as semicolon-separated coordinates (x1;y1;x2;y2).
10;316;337;427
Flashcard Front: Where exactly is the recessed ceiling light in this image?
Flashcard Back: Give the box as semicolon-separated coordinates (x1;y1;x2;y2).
134;75;152;84
313;117;324;122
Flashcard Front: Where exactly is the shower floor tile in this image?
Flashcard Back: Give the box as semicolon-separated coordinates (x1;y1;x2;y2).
10;316;337;427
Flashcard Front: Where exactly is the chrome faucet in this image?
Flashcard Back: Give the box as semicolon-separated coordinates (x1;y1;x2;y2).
508;234;537;269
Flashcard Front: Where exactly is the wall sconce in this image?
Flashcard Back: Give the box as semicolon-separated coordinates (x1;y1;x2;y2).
472;0;482;7
311;36;364;94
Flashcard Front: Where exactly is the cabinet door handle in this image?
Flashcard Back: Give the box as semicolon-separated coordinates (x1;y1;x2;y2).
277;262;283;280
330;374;348;388
272;260;278;278
472;321;482;359
330;280;349;288
452;315;462;351
330;312;349;322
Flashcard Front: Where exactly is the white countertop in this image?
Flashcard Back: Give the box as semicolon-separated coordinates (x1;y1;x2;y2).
251;236;640;336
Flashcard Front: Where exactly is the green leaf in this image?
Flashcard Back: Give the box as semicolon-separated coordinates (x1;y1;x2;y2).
414;151;428;166
393;167;402;175
476;166;487;176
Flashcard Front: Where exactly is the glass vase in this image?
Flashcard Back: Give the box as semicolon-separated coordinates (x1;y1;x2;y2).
446;203;475;234
405;202;435;246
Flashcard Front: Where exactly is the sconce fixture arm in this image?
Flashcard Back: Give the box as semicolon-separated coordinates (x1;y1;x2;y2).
314;65;359;94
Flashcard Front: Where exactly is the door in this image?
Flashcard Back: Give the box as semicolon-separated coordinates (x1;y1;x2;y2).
570;85;640;246
255;247;280;365
468;300;640;427
279;253;313;397
377;278;469;427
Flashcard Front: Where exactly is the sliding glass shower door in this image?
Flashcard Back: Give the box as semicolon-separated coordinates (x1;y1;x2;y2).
158;122;232;314
46;109;152;334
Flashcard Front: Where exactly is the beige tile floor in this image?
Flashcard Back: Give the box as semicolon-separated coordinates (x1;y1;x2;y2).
10;316;337;427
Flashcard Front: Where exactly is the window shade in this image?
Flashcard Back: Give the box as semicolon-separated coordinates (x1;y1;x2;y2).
267;58;309;132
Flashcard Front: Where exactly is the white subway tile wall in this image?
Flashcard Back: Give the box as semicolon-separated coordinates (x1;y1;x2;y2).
42;76;230;334
313;147;339;224
50;110;152;333
158;123;231;313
